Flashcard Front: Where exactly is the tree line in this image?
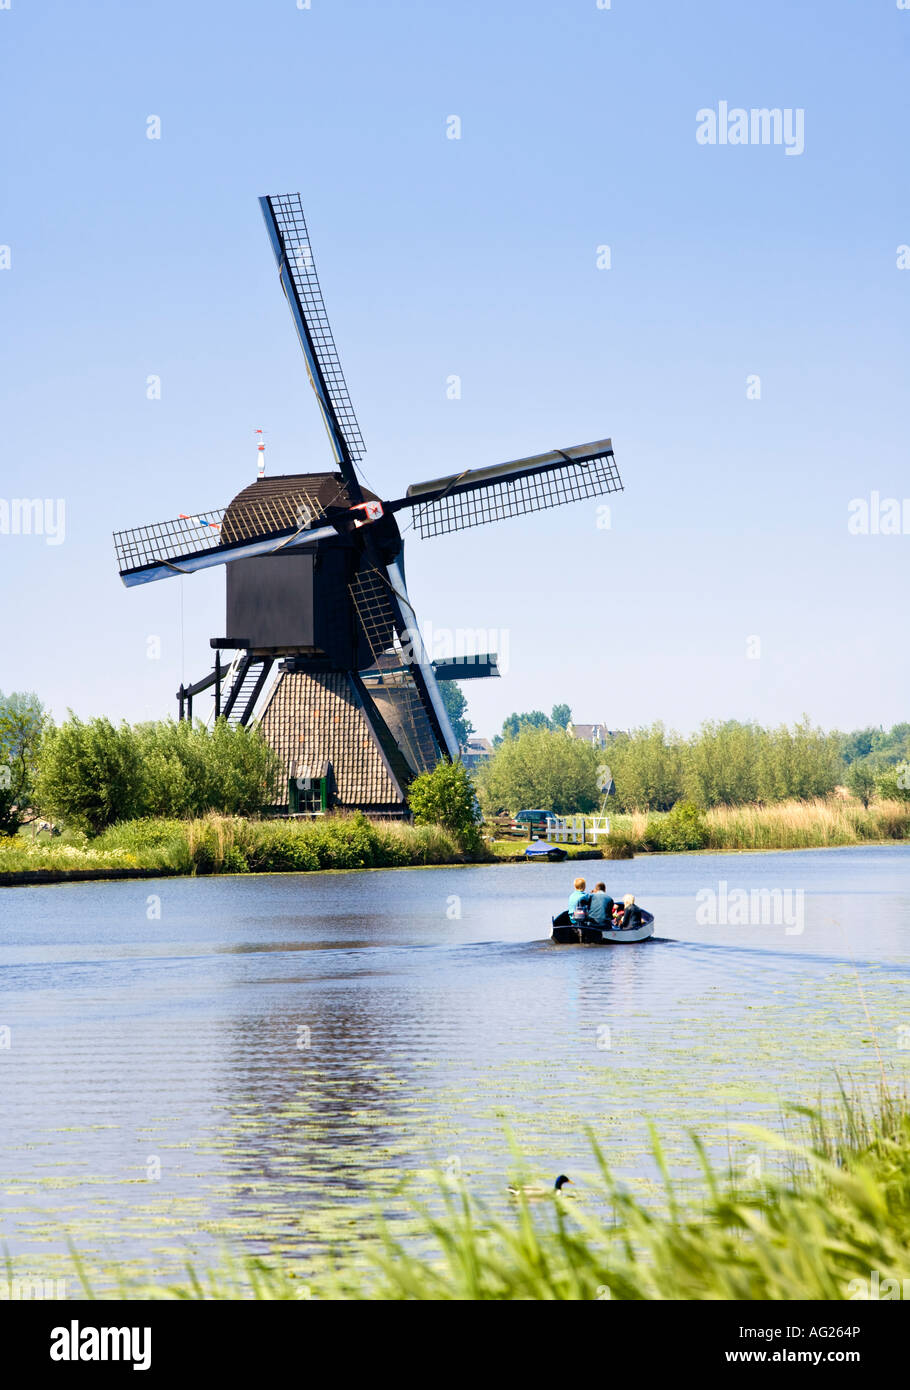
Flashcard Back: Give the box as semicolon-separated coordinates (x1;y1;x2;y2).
2;688;908;835
0;696;282;835
475;718;910;815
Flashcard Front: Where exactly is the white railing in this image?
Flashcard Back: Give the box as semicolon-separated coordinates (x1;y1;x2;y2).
545;814;610;844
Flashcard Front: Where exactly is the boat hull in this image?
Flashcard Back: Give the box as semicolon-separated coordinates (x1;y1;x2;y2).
551;909;654;944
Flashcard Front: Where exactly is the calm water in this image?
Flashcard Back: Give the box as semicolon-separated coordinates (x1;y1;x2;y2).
2;846;909;1287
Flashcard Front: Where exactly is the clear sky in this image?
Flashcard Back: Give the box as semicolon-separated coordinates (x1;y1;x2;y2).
1;0;907;740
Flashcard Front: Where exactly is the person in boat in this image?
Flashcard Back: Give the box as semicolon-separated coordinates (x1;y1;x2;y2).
587;882;614;928
568;877;591;923
618;894;642;931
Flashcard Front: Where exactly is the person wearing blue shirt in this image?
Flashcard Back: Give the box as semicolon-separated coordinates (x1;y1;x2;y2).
568;877;591;922
587;883;614;927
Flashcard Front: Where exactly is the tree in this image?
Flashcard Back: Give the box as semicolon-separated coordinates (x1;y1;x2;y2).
133;719;283;817
439;681;473;747
846;761;876;809
608;723;686;812
872;724;910;768
0;690;47;813
34;715;283;833
34;716;144;834
838;727;878;765
407;759;481;850
551;704;572;730
476;727;600;815
497;710;553;743
755;718;840;802
685;720;761;807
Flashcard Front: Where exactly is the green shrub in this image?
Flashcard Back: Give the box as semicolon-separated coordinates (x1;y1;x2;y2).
644;800;708;852
408;760;482;852
245;823;320;872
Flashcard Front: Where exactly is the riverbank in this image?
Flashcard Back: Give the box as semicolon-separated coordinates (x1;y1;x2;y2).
0;813;475;884
3;797;908;885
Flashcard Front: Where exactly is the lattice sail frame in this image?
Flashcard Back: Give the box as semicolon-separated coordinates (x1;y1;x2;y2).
348;564;400;663
263;193;366;470
405;443;622;540
114;488;326;577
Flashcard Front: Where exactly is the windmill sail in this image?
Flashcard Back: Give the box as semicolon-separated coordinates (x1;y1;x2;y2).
402;439;621;538
113;486;332;586
260;192;457;761
260;193;366;494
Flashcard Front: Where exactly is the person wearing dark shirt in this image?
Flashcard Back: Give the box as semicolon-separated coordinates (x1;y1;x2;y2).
619;894;642;930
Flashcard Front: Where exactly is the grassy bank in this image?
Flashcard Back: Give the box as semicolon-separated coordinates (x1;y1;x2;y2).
73;1088;910;1300
4;798;908;884
601;797;910;856
487;840;603;861
0;812;476;880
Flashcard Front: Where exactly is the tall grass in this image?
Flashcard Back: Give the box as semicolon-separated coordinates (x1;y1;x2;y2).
0;813;476;878
705;797;910;851
86;1088;910;1301
601;798;910;856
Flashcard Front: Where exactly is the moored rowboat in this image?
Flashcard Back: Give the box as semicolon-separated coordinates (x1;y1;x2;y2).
550;908;654;944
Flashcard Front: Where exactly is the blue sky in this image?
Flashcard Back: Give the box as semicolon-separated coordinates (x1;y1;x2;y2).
1;0;907;739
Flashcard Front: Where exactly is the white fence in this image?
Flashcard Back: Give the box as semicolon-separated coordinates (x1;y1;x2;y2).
545;814;610;844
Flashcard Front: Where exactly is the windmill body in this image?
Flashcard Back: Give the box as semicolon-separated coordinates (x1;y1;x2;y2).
113;194;623;816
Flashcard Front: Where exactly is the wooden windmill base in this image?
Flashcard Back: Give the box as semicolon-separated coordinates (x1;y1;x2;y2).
258;669;427;816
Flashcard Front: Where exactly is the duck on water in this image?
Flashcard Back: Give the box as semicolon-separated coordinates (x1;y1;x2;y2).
551;879;654;944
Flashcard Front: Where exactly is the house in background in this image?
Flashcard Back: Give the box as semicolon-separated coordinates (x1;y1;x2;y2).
461;735;494;771
566;721;619;748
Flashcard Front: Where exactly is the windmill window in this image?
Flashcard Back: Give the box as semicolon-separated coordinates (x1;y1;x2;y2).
289;761;331;814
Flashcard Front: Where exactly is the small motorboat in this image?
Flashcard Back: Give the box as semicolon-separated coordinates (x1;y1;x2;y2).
551;908;654;944
524;840;568;862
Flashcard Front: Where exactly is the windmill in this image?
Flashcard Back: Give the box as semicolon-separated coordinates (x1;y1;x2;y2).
113;193;624;815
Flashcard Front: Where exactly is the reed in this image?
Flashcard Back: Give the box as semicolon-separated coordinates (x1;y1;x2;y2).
704;797;910;851
600;798;910;856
